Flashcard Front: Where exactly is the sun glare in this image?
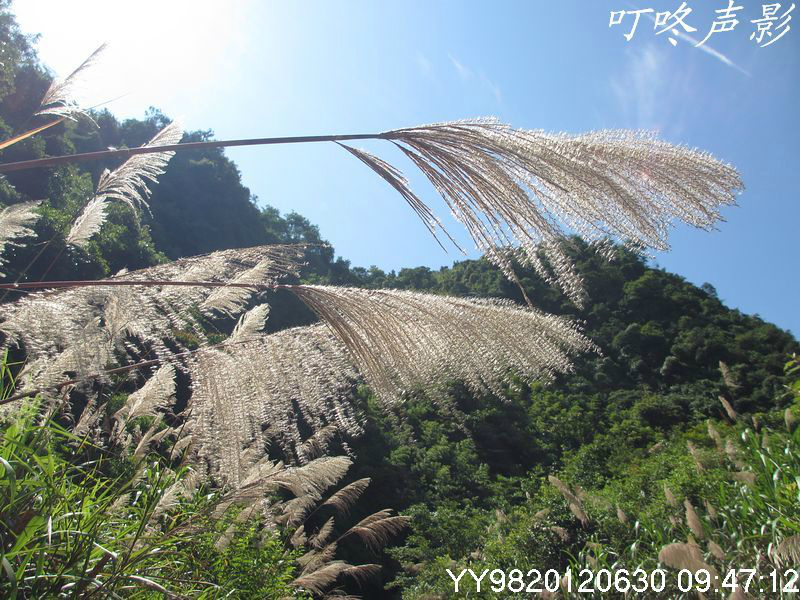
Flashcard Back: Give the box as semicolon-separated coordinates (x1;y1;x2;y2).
11;0;249;120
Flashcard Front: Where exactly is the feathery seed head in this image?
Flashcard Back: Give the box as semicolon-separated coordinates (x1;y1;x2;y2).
289;285;595;405
0;244;306;396
36;44;106;121
360;119;743;306
67;121;183;247
0;200;42;273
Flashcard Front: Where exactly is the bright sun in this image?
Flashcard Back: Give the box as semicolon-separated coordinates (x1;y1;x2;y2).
11;0;250;120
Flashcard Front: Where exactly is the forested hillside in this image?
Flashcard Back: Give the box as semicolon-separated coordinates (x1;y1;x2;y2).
1;3;798;597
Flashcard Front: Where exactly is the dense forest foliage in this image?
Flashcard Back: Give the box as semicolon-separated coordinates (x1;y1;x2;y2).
1;2;798;597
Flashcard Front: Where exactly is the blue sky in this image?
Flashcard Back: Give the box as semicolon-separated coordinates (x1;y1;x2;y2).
12;1;800;334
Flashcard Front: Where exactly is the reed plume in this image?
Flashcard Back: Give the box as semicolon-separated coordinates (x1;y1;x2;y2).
36;44;106;121
658;542;713;574
114;363;176;422
0;199;41;273
719;395;738;422
67;121;183;247
708;540;725;561
775;534;800;568
663;483;679;508
289;285;595;405
786;407;797;432
187;323;361;484
684;499;704;539
0;244;305;394
367;119;742;306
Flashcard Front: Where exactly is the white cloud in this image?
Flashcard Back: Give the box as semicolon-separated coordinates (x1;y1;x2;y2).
666;26;750;76
448;54;473;80
632;4;751;76
611;44;662;129
448;54;501;103
609;42;694;137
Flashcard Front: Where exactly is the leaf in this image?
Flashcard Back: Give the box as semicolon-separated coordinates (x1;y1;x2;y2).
0;556;16;599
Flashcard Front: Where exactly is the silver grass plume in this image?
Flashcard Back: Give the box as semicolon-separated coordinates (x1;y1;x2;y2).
687;441;705;473
292;484;403;592
187;324;361;485
289;285;595;405
114;363;176;422
298;539;337;573
616;505;628;524
786;407;798;432
664;484;679;508
341;564;382;587
0;244;305;394
310;516;336;549
719;360;740;391
132;421;174;459
752;414;761;431
708;540;725;561
277;455;343;495
684;499;705;540
64;197;105;248
775;534;800;568
296;424;339;464
74;396;105;439
36;44;106;121
658;542;714;574
293;561;351;596
212;455;352;522
707;420;723;450
669;515;680;527
201;261;275;317
340;119;743;306
725;438;745;468
569;502;589;526
202;452;384;575
719;395;738;422
336;143;459;251
0;200;42;274
66;121;183;247
339;508;410;554
276;456;354;514
732;471;756;486
321;477;371;517
548;474;582;507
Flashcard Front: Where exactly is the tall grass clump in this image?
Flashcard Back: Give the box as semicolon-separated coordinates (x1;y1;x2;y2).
0;353;410;598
